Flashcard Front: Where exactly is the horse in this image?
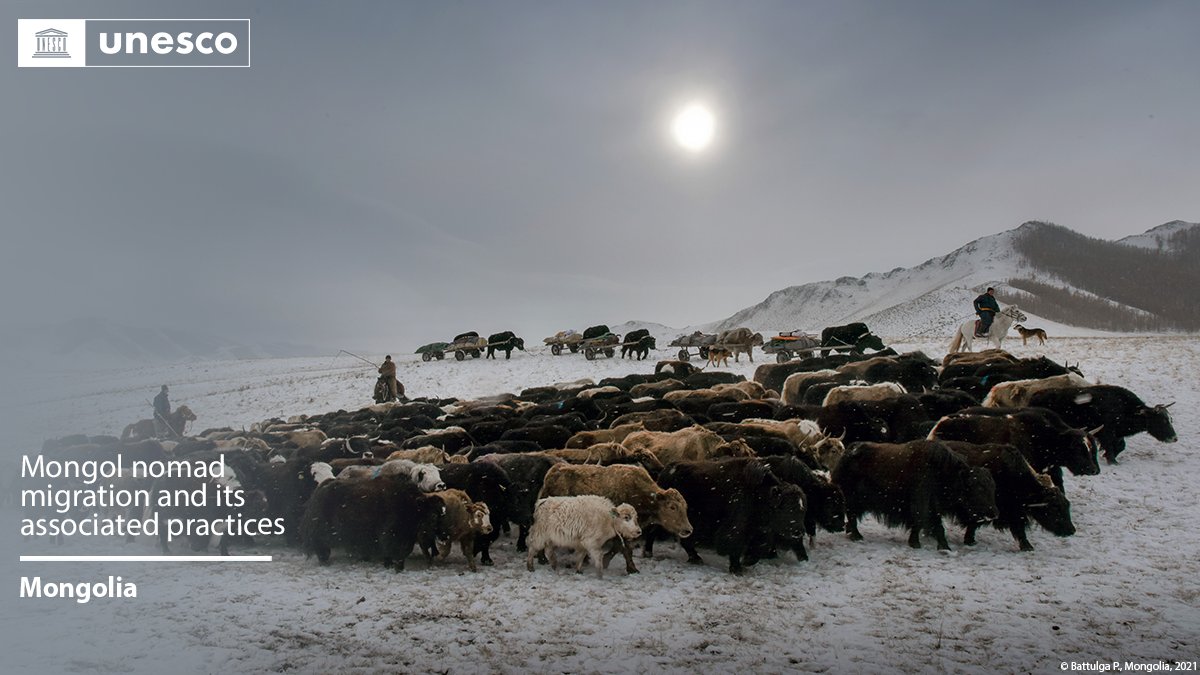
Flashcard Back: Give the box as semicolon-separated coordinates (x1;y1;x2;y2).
121;405;197;441
947;306;1027;354
1014;324;1048;346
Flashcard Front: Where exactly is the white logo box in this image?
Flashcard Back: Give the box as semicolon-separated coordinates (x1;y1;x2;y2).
18;19;87;67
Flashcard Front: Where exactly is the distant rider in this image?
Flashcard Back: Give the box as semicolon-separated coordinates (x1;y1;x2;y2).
152;385;171;437
973;287;1000;337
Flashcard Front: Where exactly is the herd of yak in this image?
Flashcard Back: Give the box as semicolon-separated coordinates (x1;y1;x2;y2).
32;334;1178;577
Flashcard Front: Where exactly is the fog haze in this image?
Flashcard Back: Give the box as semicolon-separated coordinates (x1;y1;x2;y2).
4;0;1198;351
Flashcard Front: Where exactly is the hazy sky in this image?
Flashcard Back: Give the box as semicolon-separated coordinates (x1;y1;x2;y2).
4;0;1198;351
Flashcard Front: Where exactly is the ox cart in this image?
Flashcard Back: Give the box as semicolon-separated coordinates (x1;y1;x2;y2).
420;332;527;362
577;324;619;360
449;332;490;361
415;341;450;362
762;330;822;363
543;329;583;356
415;336;482;361
581;333;620;360
668;331;717;361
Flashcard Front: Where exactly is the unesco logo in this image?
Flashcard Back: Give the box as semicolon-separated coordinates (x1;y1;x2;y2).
33;28;70;58
18;19;250;68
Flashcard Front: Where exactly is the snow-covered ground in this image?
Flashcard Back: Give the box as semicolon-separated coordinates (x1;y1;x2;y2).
0;337;1196;673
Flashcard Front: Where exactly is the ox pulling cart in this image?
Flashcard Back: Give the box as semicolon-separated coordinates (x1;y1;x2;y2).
668;331;717;362
581;333;620;360
578;324;619;360
545;325;622;360
762;330;822;363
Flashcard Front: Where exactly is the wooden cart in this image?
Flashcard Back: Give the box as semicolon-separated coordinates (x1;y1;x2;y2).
415;342;450;361
668;331;717;361
543;330;584;356
762;331;822;363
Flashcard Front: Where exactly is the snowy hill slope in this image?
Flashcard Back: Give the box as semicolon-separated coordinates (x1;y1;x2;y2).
709;221;1199;338
710;225;1038;338
1117;219;1198;252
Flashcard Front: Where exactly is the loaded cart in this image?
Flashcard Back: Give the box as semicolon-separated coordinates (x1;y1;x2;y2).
543;329;584;356
762;330;822;363
579;324;619;360
581;333;620;360
415;341;450;361
668;331;717;361
448;331;488;360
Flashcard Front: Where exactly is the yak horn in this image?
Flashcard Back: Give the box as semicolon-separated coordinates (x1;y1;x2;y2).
1087;425;1104;435
1163;401;1176;409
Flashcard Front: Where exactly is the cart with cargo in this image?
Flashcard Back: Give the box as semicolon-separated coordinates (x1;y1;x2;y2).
668;331;717;361
543;329;584;356
762;330;822;363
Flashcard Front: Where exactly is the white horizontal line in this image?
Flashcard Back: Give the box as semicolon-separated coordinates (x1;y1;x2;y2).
19;555;272;562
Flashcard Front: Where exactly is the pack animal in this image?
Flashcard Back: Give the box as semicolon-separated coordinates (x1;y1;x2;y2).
716;327;765;363
486;331;526;359
820;322;886;357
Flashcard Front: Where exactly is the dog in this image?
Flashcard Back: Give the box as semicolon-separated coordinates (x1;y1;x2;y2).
707;347;732;367
1014;324;1048;346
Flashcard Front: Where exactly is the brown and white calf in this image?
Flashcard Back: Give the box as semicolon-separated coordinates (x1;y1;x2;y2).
429;489;493;572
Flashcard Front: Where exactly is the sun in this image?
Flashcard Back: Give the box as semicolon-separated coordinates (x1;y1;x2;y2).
671;103;715;152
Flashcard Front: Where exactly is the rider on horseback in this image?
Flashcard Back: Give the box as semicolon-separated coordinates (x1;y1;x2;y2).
153;385;171;437
973;287;1000;337
376;355;403;402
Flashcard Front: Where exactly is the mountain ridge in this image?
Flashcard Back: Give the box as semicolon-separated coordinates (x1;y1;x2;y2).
706;220;1199;338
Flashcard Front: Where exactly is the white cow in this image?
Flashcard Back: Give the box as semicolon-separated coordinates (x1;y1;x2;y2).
821;382;908;407
981;373;1090;408
336;460;445;492
525;496;642;578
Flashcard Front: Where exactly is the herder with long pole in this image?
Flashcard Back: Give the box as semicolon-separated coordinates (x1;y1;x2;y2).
377;355;404;402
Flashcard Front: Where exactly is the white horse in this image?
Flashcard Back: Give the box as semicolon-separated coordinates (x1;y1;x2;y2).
947;305;1027;353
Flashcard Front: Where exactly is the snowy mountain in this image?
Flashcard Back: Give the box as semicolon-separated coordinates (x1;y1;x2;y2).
1116;220;1199;252
708;221;1200;339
